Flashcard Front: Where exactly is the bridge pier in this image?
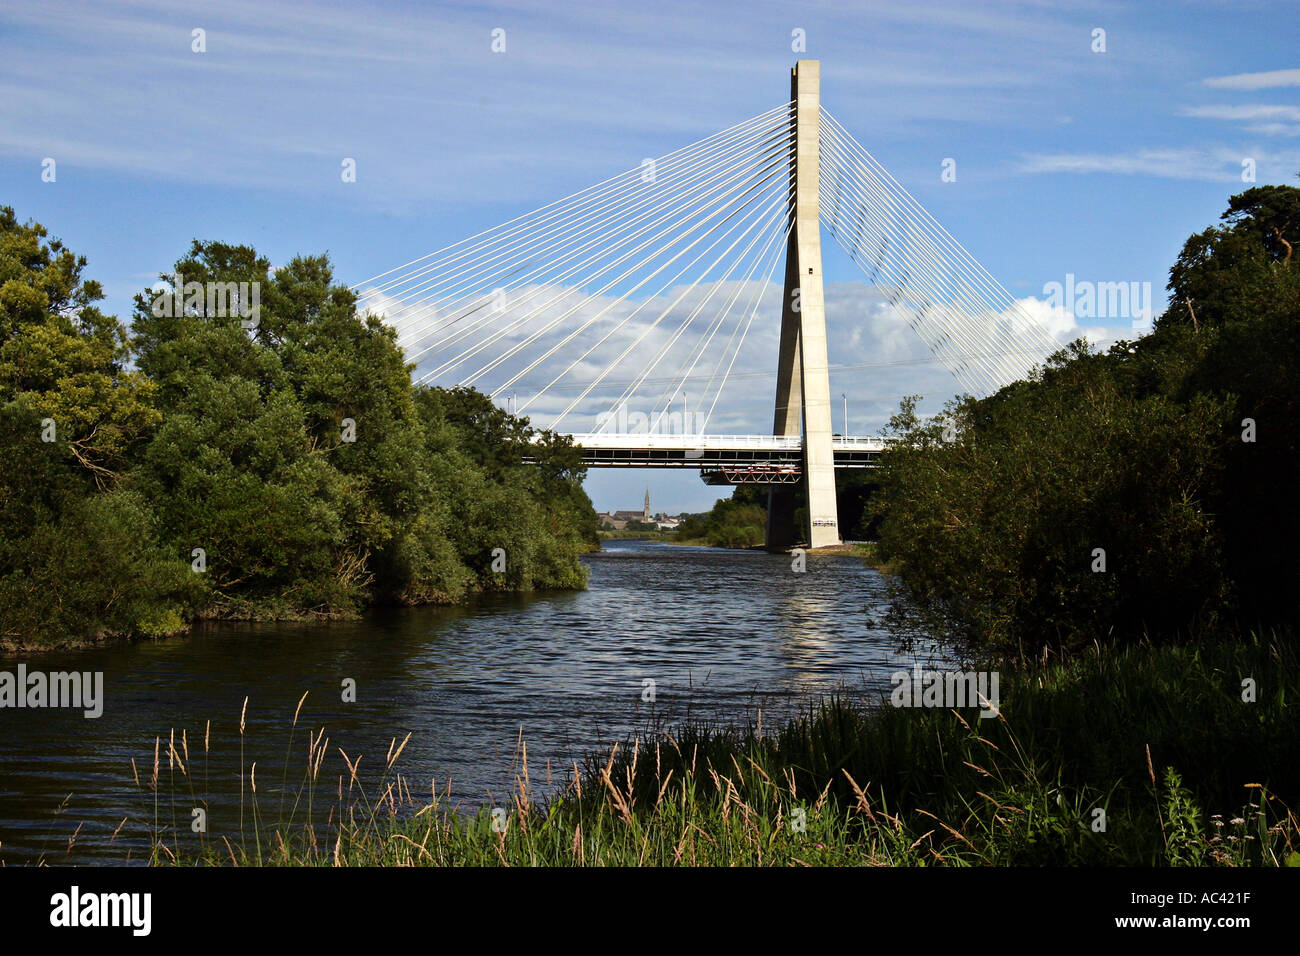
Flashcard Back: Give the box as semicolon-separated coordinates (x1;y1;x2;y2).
766;59;840;551
765;486;800;551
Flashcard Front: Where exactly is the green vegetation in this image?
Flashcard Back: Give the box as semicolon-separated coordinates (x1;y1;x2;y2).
617;519;661;533
130;634;1297;866
870;182;1300;657
0;211;598;649
598;527;670;540
673;485;769;547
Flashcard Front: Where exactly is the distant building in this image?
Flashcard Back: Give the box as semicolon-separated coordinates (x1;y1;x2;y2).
604;488;652;529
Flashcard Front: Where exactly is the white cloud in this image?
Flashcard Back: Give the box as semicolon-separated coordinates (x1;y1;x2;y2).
1013;295;1119;352
1183;104;1300;122
1243;123;1300;138
1019;147;1300;182
1203;68;1300;90
0;0;1164;207
362;274;1093;435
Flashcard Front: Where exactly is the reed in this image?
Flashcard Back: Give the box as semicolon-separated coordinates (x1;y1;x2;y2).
132;633;1300;867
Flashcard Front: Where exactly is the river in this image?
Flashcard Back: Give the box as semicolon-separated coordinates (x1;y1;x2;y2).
0;539;942;864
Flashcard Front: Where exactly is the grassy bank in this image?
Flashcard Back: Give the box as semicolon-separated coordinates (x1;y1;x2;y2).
597;530;673;541
853;541;896;574
129;634;1298;867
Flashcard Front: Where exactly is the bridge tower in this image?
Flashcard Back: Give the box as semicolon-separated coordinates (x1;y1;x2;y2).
767;59;840;551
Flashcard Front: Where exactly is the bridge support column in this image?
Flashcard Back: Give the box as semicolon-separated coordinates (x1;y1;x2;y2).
767;59;840;551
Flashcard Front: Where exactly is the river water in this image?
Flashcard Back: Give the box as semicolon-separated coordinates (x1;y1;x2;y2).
0;540;942;864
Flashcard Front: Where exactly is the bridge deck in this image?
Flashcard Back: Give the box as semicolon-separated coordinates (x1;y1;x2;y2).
546;434;889;469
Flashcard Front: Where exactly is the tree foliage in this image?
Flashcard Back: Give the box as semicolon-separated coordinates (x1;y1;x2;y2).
676;485;769;548
0;215;597;647
872;181;1300;657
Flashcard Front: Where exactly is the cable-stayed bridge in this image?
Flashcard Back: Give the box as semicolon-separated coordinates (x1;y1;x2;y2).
353;60;1061;549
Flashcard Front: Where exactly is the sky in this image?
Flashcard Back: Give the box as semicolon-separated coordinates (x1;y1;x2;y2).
2;0;1298;513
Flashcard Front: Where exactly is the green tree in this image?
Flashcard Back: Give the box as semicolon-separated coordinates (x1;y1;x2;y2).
871;179;1300;656
1;217;599;645
0;208;196;645
0;205;159;484
1161;182;1300;331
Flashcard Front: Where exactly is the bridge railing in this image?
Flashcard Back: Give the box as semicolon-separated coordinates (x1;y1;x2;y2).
560;433;892;451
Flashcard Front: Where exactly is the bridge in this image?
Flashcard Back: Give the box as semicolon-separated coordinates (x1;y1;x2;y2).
556;433;888;484
353;60;1061;550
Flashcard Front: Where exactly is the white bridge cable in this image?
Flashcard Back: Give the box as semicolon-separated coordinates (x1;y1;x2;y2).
395;119;796;368
818;109;1060;395
820;124;1047;394
819;131;1031;394
824;159;1036;396
821;111;1059;362
514;156;795;424
440;132;797;386
357;123;791;376
408;144;791;381
357;107;793;349
822;108;1059;347
654;199;795;435
538;194;779;432
367;108;794;342
351;102;793;295
819;127;1019;395
819;131;1013;397
423;135;795;388
357;97;1065;434
398;138;791;371
612;179;794;432
641;183;793;433
373;121;791;361
821;151;1016;397
404;121;797;373
698;211;794;434
590;202;787;435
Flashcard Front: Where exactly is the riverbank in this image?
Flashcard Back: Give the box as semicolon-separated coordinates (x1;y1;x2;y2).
656;536;871;555
0;571;597;657
852;541;895;574
141;632;1298;866
596;530;674;541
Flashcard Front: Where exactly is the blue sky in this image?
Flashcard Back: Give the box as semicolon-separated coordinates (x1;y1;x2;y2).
3;0;1298;512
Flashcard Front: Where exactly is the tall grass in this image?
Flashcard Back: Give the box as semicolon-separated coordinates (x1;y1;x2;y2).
133;635;1300;866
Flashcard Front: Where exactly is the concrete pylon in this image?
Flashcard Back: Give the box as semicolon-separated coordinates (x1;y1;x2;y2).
766;60;840;551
